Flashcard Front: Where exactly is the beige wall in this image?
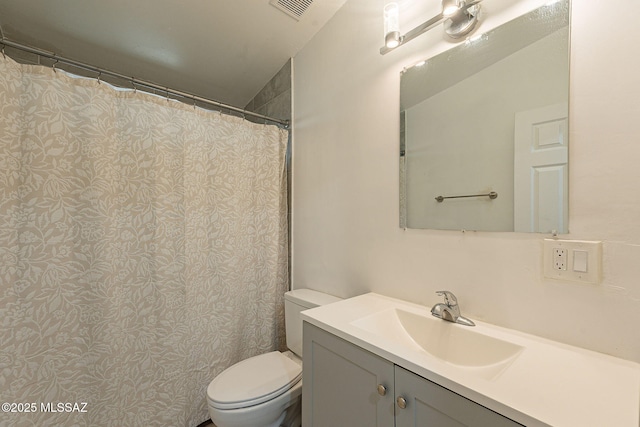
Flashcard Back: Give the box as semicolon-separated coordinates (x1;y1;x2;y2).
292;0;640;363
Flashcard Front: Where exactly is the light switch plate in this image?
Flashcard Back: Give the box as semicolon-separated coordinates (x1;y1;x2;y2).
543;239;602;284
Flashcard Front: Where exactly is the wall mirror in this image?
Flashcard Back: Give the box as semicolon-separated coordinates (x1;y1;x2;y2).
400;0;570;232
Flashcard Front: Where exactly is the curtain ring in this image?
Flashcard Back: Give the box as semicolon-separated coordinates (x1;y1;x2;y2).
97;71;102;85
192;97;197;110
1;44;5;59
52;58;59;73
131;79;137;94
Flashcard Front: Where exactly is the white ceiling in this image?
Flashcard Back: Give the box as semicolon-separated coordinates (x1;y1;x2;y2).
0;0;346;108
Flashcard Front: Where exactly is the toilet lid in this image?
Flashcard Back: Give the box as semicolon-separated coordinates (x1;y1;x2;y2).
207;351;302;410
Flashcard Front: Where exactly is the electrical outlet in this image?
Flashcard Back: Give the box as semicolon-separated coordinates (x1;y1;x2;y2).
553;248;567;271
543;239;602;284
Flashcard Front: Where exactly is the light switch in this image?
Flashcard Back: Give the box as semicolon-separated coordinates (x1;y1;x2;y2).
573;250;588;273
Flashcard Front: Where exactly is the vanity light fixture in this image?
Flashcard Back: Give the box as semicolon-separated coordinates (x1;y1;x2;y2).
381;0;482;55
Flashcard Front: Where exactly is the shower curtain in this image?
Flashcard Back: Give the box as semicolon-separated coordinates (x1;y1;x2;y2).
0;55;288;426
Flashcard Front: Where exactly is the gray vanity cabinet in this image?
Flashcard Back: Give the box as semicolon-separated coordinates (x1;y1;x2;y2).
303;322;522;427
302;322;395;426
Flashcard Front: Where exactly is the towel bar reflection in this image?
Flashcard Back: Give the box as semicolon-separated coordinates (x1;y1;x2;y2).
435;192;498;203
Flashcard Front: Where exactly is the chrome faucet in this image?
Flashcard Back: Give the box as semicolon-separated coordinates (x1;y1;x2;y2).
431;291;475;327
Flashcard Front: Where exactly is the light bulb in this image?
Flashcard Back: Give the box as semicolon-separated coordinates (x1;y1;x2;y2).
384;3;400;48
442;0;461;17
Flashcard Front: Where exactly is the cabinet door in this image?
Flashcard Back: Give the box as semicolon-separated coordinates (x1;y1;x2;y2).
302;322;395;427
394;366;522;427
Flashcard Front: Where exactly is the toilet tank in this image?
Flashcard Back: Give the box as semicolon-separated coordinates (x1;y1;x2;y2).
285;289;342;358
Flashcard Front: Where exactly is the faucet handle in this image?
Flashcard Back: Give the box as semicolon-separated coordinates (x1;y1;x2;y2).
436;290;458;307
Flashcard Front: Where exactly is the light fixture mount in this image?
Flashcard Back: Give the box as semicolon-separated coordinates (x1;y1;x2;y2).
444;1;481;39
385;31;402;49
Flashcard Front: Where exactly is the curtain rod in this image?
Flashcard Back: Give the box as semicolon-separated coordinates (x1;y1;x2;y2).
0;38;290;129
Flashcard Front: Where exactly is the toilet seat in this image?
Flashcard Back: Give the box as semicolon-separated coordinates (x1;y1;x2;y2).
207;351;302;410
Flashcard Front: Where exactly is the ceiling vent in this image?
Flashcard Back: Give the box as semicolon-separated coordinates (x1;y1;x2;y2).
269;0;314;21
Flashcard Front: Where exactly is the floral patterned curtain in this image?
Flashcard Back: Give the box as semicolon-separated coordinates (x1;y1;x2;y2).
0;55;288;426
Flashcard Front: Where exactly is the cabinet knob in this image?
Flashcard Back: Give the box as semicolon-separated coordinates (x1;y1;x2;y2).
397;396;407;409
377;384;387;396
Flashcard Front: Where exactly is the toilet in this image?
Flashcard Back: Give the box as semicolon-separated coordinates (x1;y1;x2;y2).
206;289;341;427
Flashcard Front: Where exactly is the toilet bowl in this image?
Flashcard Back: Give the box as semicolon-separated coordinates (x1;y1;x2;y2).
206;289;341;427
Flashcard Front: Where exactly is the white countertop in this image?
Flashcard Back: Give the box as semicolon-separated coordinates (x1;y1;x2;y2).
301;293;640;427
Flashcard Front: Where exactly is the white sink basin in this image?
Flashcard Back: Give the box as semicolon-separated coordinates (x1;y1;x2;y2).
352;308;523;369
